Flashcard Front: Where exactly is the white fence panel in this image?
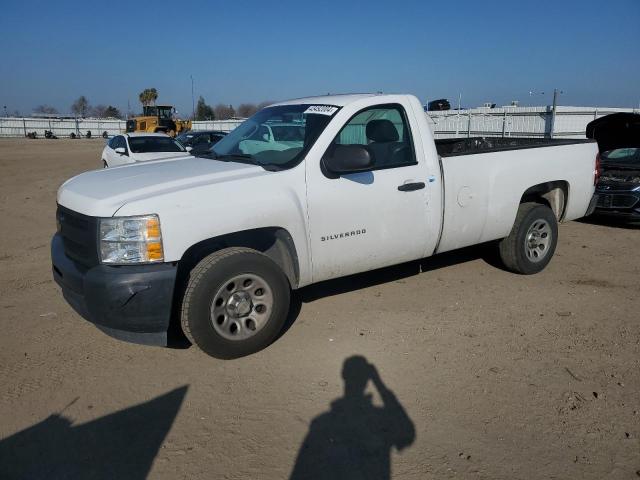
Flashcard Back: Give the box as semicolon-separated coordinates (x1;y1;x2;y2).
191;119;244;132
0;117;126;138
1;106;637;139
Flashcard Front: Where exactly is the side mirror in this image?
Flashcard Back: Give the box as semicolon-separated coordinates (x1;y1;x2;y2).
185;146;193;153
322;144;374;176
114;147;126;155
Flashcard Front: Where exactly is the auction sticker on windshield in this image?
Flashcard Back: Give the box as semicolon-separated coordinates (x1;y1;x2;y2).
304;105;338;116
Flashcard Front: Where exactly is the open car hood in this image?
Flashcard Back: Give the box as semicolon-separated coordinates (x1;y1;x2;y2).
586;113;640;153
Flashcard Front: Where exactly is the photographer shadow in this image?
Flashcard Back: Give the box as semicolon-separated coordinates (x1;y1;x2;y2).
290;356;415;480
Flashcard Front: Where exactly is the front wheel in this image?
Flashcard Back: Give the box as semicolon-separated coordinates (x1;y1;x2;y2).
180;247;290;359
498;202;558;274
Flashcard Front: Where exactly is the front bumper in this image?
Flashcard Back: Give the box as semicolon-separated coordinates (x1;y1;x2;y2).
51;233;177;346
585;193;599;217
594;189;640;219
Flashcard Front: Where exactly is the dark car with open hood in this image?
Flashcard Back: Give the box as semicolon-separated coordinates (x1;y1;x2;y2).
587;113;640;220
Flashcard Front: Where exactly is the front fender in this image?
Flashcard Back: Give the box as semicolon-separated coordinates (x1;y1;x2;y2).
114;165;313;286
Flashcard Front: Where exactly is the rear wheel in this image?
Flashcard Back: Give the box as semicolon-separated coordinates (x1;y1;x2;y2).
498;202;558;274
102;160;108;168
180;247;290;359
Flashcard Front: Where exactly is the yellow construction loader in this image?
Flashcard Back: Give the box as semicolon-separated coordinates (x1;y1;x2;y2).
126;105;191;137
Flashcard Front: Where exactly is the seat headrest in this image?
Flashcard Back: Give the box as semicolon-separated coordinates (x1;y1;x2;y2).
366;119;399;142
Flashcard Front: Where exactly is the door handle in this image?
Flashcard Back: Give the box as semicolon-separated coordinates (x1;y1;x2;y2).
397;182;425;192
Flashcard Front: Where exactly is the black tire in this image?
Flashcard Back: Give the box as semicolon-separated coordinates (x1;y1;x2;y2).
102;160;108;168
498;202;558;274
180;247;290;359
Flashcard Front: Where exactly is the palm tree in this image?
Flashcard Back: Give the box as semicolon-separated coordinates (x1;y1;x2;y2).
138;88;158;107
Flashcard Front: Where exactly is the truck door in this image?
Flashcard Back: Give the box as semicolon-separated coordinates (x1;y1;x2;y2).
306;103;431;283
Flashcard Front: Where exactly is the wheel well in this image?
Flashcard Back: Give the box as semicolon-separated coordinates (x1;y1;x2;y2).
520;181;568;220
167;227;300;343
176;227;299;289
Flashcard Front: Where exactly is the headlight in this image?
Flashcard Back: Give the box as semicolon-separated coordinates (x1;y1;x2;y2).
99;215;164;264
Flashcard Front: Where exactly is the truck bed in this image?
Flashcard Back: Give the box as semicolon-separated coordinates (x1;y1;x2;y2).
435;137;595;157
434;139;598;255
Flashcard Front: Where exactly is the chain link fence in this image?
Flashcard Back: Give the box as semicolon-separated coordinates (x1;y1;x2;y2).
427;106;638;139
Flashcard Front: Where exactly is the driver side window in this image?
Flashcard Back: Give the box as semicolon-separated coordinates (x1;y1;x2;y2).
333;105;416;169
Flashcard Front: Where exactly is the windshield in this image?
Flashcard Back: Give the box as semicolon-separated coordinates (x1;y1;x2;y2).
143;106;156;116
208;104;340;169
158;107;173;119
601;148;640;164
128;136;186;153
271;125;305;142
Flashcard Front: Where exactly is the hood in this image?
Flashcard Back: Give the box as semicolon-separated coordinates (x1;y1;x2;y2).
130;152;190;162
586;113;640;153
57;156;266;217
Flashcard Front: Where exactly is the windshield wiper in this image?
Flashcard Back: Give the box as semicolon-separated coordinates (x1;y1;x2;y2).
216;153;254;160
197;152;280;171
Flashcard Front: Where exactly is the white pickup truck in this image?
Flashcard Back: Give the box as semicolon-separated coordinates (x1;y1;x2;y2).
52;94;599;358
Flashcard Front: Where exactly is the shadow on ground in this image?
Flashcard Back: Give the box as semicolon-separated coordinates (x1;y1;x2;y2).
299;242;500;303
279;242;498;337
289;356;415;479
0;386;187;479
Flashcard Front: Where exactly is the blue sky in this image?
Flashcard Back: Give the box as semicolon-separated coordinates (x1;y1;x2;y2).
1;0;639;116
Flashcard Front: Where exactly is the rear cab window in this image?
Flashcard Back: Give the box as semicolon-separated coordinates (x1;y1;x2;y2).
128;136;186;153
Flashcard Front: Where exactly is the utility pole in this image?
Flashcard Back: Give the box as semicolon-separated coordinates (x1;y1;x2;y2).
190;75;195;120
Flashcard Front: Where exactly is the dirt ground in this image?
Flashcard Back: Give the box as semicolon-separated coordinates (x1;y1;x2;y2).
0;138;638;479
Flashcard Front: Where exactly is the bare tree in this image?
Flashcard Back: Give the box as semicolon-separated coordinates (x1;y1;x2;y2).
71;96;90;117
236;103;258;118
33;104;59;115
214;104;235;120
91;104;108;118
86;104;121;118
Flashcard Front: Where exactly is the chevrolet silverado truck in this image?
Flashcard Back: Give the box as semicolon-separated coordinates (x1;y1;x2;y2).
52;94;599;359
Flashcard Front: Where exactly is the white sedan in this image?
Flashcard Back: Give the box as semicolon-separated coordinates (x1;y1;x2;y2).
101;132;192;167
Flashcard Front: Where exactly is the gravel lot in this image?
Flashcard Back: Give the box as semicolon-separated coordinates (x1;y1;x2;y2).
0;138;638;479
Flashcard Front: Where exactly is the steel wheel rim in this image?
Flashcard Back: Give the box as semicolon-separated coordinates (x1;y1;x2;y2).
524;219;551;263
210;273;273;341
